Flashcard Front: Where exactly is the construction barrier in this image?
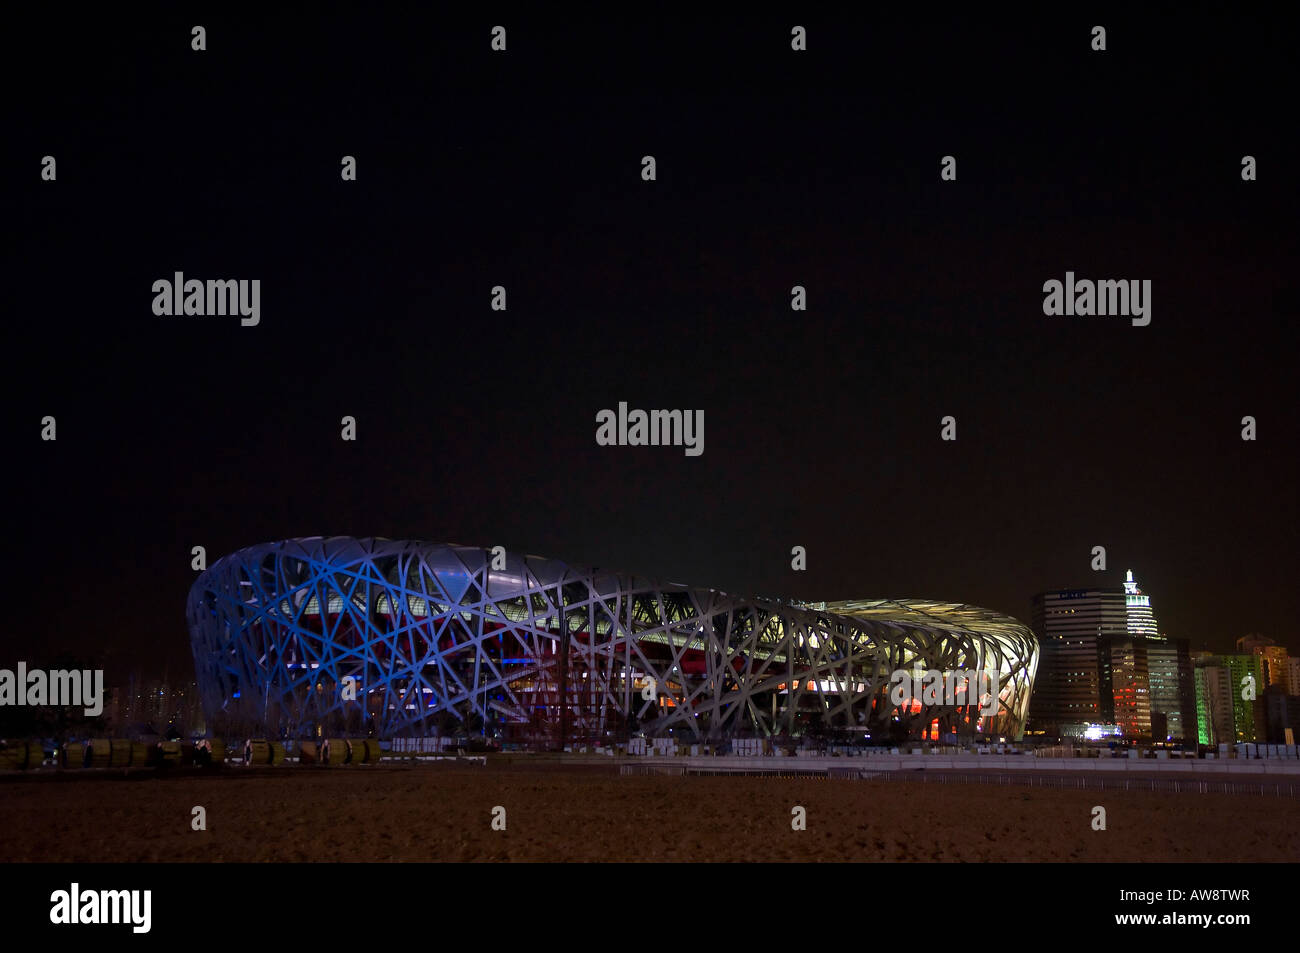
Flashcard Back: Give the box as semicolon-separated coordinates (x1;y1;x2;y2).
16;739;227;770
0;740;45;770
86;739;114;768
322;739;347;765
248;740;271;765
298;739;377;764
21;736;366;769
157;741;189;766
108;739;133;768
244;739;289;765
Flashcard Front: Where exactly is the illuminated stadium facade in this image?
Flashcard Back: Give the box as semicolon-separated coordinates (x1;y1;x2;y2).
187;538;1039;745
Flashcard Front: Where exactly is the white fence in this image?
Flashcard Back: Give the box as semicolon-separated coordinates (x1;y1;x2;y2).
1234;743;1299;759
390;737;459;753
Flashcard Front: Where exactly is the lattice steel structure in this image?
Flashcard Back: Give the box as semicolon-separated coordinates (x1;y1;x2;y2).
187;538;1038;744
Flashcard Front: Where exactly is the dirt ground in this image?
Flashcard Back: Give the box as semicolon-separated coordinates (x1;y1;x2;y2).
2;763;1296;862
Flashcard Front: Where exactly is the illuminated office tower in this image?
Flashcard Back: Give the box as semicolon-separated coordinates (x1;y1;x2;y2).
1124;571;1159;637
1029;570;1178;740
1028;585;1124;737
1222;653;1268;742
1194;652;1268;744
1194;661;1234;746
1237;634;1290;692
1105;636;1151;738
1146;636;1195;743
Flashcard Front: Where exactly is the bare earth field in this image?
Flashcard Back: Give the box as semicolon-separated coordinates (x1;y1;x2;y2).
2;763;1297;862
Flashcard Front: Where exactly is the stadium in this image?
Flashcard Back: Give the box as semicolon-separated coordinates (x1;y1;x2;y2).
187;538;1039;746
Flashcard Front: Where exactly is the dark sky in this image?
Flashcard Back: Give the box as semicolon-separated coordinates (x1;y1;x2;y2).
9;7;1297;682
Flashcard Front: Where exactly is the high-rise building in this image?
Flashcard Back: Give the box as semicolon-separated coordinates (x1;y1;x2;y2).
1146;637;1195;743
1094;632;1194;742
1224;653;1268;741
1237;634;1290;693
1194;660;1234;746
1028;571;1185;740
1193;651;1268;744
1104;636;1152;738
1262;686;1300;745
1235;633;1273;653
1028;585;1125;736
1123;571;1159;638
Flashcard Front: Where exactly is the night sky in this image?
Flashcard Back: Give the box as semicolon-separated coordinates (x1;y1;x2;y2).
9;7;1297;683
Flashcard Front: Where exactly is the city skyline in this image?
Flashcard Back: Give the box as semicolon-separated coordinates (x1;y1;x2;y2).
12;552;1298;752
6;549;1290;687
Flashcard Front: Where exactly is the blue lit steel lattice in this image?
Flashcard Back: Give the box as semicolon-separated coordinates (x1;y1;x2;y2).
187;538;1039;742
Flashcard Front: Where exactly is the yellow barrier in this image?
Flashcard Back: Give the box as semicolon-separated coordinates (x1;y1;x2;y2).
0;740;42;770
322;738;347;765
86;739;114;768
108;739;132;768
159;741;185;765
